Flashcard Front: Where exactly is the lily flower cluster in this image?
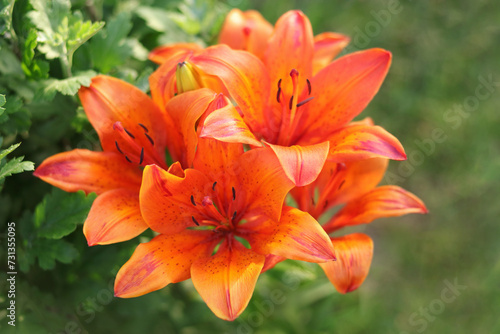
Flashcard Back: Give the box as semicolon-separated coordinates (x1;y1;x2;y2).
34;9;427;321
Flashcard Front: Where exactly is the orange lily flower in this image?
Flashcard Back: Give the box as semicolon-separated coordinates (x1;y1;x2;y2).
34;75;183;246
114;140;336;321
148;10;406;187
290;151;428;293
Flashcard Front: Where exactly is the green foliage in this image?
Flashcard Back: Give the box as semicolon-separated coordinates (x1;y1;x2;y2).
37;70;96;100
0;142;34;191
27;0;104;77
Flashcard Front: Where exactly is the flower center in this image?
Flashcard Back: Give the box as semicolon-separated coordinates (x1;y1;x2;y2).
189;183;240;234
112;121;166;168
276;69;314;146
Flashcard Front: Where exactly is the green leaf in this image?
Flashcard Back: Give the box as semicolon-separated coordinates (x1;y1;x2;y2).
37;70;96;101
21;28;50;79
34;188;96;239
89;12;133;73
0;94;5;117
27;0;103;75
0;0;15;35
0;142;35;191
33;238;79;270
0;141;20;160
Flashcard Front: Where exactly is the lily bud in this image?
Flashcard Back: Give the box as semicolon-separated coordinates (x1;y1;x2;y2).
176;61;204;93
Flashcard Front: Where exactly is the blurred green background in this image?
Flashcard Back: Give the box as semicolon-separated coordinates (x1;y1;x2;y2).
1;0;499;333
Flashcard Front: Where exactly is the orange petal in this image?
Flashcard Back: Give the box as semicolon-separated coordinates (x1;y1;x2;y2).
261;254;286;273
312;32;350;75
148;42;202;64
218;9;273;60
319;233;373;294
193;45;272;137
199;97;262;147
232;147;294;222
114;230;218;298
33;149;142;194
267;141;330;186
84;188;146;246
166;88;218;166
243;206;336;263
326;124;406;162
79;75;176;168
326;158;388;207
191;240;265;321
323;185;428;233
265;10;314;98
140;165;212;234
296;48;392;140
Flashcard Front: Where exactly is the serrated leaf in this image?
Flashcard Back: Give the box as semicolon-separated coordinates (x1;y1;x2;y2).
34;188;96;239
0;141;21;160
0;156;35;179
0;94;5;117
38;70;96;101
27;0;103;74
0;0;15;35
33;238;79;270
89;12;133;73
21;28;50;79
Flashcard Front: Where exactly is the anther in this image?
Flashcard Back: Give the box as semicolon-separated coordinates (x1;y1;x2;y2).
190;195;196;206
232;187;236;200
276;79;282;103
296;96;315;108
139;148;144;165
138;123;149;133
124;128;135;139
307;79;312;95
212;182;217;191
232;211;237;221
192;216;199;226
145;133;155;146
125;155;133;163
115;141;124;154
289;96;294;110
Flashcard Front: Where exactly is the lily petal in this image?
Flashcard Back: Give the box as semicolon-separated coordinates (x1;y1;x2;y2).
140;165;212;234
297;48;392;140
218;9;273;60
243;206;336;263
149;42;202;64
114;231;218;298
166;88;218;166
200;98;262;147
79;75;176;167
191;240;265;321
326;124;406;162
33;149;141;194
265;10;314;98
267;141;330;186
323;185;428;233
319;233;373;294
84;188;146;246
312;32;350;75
233;147;294;222
193;45;272;137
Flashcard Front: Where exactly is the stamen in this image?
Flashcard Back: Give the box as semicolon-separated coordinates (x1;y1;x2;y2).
191;195;196;206
124;128;135;139
139;148;144;165
232;211;237;221
125;155;133;163
138;123;149;133
192;216;199;226
289;96;294;110
307;79;312;95
212;182;217;191
115;141;124;155
296;96;315;108
277;79;282;103
145;133;155;146
232;187;236;200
